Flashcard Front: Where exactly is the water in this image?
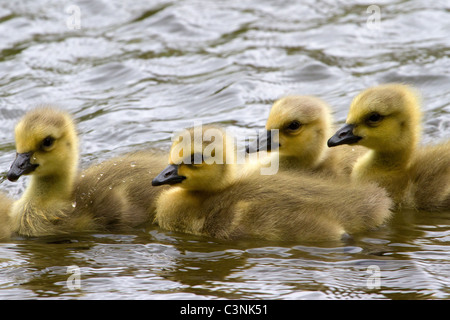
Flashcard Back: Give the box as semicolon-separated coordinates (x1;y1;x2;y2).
0;0;449;300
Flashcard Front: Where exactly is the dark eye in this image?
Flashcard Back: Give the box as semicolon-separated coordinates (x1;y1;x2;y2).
286;121;301;131
41;136;55;149
367;113;383;125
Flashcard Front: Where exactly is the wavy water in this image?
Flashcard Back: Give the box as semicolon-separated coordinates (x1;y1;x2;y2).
0;0;449;300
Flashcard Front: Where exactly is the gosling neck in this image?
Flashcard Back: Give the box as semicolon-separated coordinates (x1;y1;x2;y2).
22;169;77;207
368;146;414;171
370;125;419;171
210;163;237;192
281;146;326;171
186;163;238;195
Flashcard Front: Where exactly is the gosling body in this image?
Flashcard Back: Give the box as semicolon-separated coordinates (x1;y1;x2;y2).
0;193;13;241
73;151;168;231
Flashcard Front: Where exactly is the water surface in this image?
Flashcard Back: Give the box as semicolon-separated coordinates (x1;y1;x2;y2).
0;0;449;300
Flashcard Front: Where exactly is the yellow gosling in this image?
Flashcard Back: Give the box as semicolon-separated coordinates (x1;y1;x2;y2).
328;83;450;211
7;106;167;237
152;125;393;242
247;95;365;177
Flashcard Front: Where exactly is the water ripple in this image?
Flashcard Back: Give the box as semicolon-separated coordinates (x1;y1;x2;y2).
0;0;449;300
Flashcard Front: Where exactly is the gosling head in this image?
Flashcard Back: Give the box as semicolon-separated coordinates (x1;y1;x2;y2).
152;125;236;192
247;96;332;164
328;84;422;153
7;107;79;182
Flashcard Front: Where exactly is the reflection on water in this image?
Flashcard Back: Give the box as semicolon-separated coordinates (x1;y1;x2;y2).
0;0;449;299
1;212;449;300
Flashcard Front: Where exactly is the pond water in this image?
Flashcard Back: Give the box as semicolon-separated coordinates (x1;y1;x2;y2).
0;0;449;300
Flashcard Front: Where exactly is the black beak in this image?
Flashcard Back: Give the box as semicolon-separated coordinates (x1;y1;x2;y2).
246;130;279;153
327;124;362;147
7;152;39;182
152;164;186;187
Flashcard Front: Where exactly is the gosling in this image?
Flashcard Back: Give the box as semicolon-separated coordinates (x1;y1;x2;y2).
7;106;167;237
328;83;450;211
247;95;365;177
152;125;393;242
